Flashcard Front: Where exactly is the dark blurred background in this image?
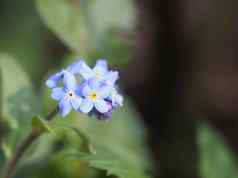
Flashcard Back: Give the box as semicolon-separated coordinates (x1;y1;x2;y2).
1;0;238;178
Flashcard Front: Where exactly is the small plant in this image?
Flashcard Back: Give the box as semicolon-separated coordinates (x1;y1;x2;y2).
0;59;124;178
47;60;123;118
0;0;152;178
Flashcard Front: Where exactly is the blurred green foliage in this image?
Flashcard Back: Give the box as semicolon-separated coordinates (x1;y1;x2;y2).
0;0;238;178
36;0;134;66
0;0;152;177
0;0;47;83
0;56;152;178
0;55;42;160
199;124;238;178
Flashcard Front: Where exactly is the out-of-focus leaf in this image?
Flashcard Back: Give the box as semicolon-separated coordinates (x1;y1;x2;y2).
36;0;92;53
0;54;41;119
199;123;238;178
0;0;48;82
90;0;135;34
0;54;42;149
36;0;135;65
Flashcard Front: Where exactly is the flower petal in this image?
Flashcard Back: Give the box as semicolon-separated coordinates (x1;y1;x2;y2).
114;93;123;106
87;78;100;90
67;60;83;74
79;61;94;80
93;60;108;77
82;84;92;97
103;71;119;86
95;99;109;113
46;72;62;88
63;71;76;90
101;110;113;119
99;85;111;98
75;82;87;96
79;99;94;113
96;59;107;69
51;87;65;100
70;97;82;110
59;99;72;117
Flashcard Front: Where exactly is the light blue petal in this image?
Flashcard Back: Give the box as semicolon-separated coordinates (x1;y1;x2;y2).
96;59;107;68
93;60;108;76
46;73;62;88
109;87;123;106
70;97;82;110
89;79;101;91
103;71;119;86
82;84;92;97
59;99;72;117
99;86;111;98
79;99;94;113
67;60;83;74
95;99;109;113
79;61;94;80
51;87;65;100
75;82;87;96
63;71;76;90
114;93;123;106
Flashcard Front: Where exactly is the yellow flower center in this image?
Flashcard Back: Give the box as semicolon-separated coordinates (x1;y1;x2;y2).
89;91;98;101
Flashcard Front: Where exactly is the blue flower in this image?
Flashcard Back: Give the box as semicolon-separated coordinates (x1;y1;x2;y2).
46;60;84;89
88;101;113;120
79;80;111;113
46;70;65;89
95;88;123;120
51;71;82;117
46;59;123;119
66;60;84;74
79;60;119;85
108;87;123;107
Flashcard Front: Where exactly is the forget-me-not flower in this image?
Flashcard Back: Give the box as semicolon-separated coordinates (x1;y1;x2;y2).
51;71;82;117
79;80;111;113
46;59;85;89
46;70;65;89
78;60;119;85
46;59;123;119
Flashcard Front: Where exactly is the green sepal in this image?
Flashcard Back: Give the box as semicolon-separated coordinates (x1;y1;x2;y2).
31;116;53;134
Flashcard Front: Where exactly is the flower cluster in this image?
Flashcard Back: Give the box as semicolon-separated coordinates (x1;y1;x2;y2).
46;59;123;119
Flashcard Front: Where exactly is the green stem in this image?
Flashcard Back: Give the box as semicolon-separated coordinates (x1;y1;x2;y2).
1;107;59;178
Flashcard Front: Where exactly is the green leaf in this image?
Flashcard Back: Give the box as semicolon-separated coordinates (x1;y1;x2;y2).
32;116;53;133
51;100;153;177
56;146;151;178
0;54;42;149
89;0;135;34
36;0;135;63
0;0;49;82
49;124;93;153
36;0;92;53
199;123;238;178
0;54;41;120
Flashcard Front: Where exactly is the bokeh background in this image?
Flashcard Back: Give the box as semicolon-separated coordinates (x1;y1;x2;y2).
1;0;238;178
